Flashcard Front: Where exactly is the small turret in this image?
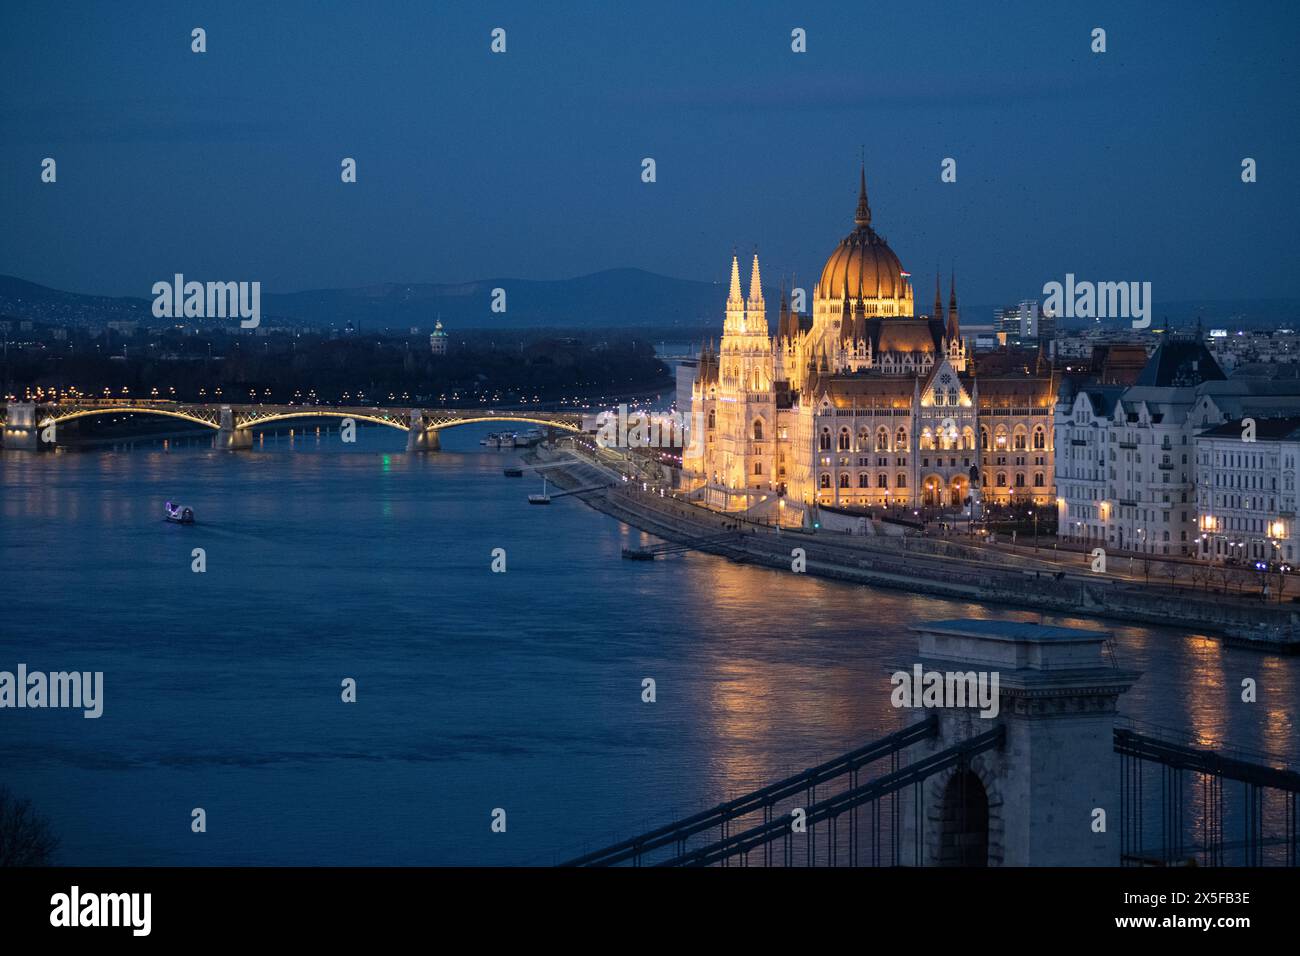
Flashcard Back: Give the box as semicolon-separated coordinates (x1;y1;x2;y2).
947;270;960;340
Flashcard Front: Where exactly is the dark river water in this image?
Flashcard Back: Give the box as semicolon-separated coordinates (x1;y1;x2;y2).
2;423;1296;864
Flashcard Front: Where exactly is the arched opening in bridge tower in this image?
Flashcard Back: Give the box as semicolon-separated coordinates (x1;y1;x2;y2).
938;769;989;867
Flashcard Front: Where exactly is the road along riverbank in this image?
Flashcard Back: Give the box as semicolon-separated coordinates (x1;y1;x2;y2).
528;445;1298;641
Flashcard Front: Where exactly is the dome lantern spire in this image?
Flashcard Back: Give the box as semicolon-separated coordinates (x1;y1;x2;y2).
855;161;872;228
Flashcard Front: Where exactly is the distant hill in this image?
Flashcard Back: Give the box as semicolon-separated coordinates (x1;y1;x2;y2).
0;269;743;331
1;272;1296;333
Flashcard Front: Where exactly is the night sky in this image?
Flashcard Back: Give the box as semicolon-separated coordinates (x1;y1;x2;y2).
1;1;1296;307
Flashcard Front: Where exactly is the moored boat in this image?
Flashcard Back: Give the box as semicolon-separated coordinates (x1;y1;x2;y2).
1223;623;1300;655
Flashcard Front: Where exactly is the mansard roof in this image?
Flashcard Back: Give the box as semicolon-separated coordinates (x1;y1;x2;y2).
1133;339;1225;387
1200;416;1300;441
870;317;944;354
1072;386;1125;418
976;375;1056;408
811;375;915;409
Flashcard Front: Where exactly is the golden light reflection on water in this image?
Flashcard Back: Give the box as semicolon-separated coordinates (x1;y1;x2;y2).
4;435;1300;864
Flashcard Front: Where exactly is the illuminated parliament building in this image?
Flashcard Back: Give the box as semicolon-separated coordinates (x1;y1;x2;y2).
681;168;1057;523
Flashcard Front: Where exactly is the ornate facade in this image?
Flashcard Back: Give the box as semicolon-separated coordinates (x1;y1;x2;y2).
682;168;1057;523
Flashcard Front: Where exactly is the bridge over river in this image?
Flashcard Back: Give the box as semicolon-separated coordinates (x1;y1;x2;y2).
0;400;584;451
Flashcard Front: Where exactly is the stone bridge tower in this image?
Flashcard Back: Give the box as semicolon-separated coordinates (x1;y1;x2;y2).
898;619;1139;866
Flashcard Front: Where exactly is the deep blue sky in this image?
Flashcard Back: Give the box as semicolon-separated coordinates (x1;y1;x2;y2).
1;1;1296;308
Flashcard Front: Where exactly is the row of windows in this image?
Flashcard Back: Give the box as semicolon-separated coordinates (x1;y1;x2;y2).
817;425;1048;453
818;472;1046;490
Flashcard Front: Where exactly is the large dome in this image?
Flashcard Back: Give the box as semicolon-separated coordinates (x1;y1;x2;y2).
818;229;907;300
816;169;908;301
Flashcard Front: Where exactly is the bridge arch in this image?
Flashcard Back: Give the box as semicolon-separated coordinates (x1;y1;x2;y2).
421;414;582;434
936;767;990;866
237;410;408;432
48;406;220;429
923;754;1002;867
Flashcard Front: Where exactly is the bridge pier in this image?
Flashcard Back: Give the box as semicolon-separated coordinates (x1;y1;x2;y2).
2;402;41;450
405;410;440;452
214;406;253;450
897;619;1139;866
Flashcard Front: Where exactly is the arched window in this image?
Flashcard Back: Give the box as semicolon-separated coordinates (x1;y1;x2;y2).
1013;428;1027;451
753;419;763;441
948;388;959;406
876;427;890;452
996;472;1007;487
838;428;851;451
877;473;888;488
753;461;763;475
895;427;908;451
858;472;869;488
1015;473;1025;487
820;473;830;489
896;473;907;488
707;409;715;429
858;426;871;451
1032;426;1046;450
819;428;831;451
1033;472;1044;487
980;427;989;451
934;390;945;407
839;473;850;488
962;426;976;451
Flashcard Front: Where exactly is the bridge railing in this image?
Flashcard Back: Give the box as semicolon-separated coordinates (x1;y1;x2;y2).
562;716;938;867
661;725;1004;867
1115;728;1300;866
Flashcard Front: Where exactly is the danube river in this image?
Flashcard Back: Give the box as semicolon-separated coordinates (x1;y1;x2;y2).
2;424;1297;865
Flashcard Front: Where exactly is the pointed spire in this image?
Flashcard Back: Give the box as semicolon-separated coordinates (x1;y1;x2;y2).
934;269;944;323
946;270;960;342
728;253;743;303
748;251;764;304
855;161;872;227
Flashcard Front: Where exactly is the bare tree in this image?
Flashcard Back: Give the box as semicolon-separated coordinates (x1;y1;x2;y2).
1165;560;1183;591
0;787;59;866
1215;566;1233;594
1230;567;1253;595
